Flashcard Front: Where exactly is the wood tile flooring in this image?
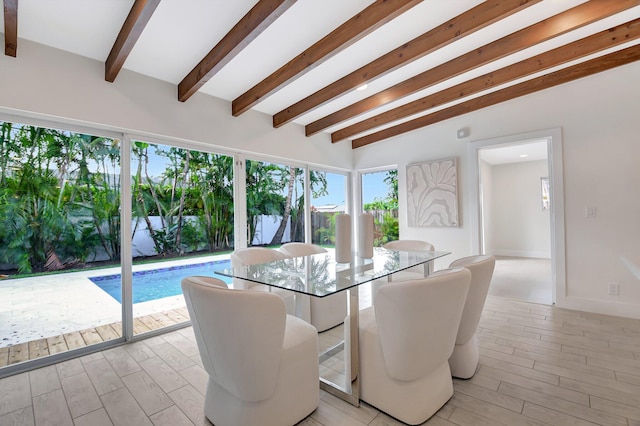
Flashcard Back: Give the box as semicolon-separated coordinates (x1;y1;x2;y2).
2;296;640;425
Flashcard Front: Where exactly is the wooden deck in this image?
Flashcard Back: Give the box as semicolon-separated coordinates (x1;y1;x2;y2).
0;307;191;367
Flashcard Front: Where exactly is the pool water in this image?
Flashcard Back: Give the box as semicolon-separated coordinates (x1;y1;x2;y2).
89;259;232;303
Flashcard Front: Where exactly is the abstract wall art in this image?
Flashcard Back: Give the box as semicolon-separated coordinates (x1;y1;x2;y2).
406;158;459;227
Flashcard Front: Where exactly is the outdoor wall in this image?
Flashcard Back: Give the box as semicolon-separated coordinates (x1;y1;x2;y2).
0;39;353;170
487;160;550;259
353;59;640;319
126;216;290;258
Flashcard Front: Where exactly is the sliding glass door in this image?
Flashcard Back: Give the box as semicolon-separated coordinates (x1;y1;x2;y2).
129;140;235;336
0;116;352;376
0;120;123;370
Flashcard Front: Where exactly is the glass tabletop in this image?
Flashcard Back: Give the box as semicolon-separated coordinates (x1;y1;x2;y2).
216;247;451;297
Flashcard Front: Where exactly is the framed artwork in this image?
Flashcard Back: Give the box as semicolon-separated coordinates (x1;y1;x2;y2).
541;177;550;210
406;158;458;227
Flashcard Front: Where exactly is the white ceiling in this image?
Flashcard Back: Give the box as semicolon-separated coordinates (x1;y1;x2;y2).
2;0;640;141
479;140;548;165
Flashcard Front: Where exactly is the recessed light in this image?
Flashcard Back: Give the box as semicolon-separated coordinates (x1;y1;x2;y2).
356;83;368;91
520;154;528;158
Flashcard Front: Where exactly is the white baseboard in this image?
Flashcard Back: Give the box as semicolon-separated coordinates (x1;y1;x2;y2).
559;296;640;320
489;249;551;259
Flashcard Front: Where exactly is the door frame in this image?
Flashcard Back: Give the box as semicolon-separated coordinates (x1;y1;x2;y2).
468;128;566;306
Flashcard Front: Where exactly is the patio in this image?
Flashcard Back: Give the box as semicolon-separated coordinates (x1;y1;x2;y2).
0;254;229;367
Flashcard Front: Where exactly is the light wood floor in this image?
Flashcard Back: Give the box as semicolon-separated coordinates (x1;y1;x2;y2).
1;296;640;425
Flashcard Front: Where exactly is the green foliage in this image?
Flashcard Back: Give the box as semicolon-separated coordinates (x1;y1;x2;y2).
0;119;329;275
180;219;206;253
364;169;399;247
0;123;119;273
374;213;399;246
131;143;235;255
313;212;338;246
363;198;398;211
384;169;398;201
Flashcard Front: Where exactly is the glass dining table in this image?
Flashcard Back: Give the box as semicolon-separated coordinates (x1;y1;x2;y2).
216;247;451;406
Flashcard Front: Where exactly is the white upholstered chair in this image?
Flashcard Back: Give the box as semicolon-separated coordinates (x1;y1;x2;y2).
370;239;436;302
383;239;436;278
181;276;319;426
359;268;471;425
230;247;287;289
383;239;435;252
230;247;295;314
279;242;326;257
448;254;496;379
279;242;347;332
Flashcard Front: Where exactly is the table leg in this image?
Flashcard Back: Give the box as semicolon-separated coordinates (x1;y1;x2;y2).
319;287;360;407
294;294;311;323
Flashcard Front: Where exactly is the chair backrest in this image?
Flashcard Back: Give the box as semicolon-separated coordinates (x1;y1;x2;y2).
383;239;435;252
449;255;496;345
374;267;470;381
181;276;287;402
230;247;286;289
279;242;327;257
231;247;286;266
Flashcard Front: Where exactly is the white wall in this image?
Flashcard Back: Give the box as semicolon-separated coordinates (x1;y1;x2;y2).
479;159;493;255
353;60;640;319
0;39;353;170
487;160;550;258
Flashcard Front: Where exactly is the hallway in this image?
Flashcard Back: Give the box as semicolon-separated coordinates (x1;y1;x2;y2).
489;256;552;305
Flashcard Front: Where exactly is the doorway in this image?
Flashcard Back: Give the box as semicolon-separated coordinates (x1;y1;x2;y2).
479;141;552;304
469;129;566;306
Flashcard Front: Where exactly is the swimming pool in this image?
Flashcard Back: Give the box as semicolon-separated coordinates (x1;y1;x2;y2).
89;259;233;303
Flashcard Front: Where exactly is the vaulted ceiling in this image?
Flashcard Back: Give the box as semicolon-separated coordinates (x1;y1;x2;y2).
3;0;640;149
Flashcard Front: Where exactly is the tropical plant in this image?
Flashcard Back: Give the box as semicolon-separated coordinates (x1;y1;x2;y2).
313;212;338;246
0;123;112;272
374;212;399;246
364;169;399;247
189;151;234;251
245;160;288;245
131;142;236;256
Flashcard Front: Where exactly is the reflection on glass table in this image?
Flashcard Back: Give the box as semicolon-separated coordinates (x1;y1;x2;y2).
216;247;451;406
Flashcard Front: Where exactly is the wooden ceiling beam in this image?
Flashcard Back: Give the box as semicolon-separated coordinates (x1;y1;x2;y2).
273;0;540;128
333;18;640;143
105;0;160;83
4;0;18;57
179;0;297;103
352;45;640;149
232;0;422;117
307;0;640;136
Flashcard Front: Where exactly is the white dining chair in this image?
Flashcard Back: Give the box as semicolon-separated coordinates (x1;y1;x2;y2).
279;242;347;332
230;247;295;314
359;267;471;425
447;254;496;379
181;276;319;426
383;239;436;278
369;239;436;303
